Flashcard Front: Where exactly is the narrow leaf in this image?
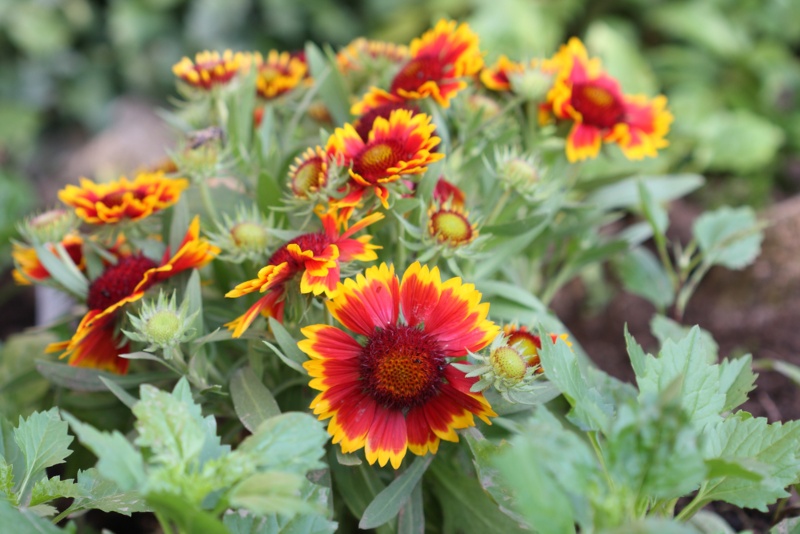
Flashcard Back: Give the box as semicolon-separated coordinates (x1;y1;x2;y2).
230;367;281;433
360;456;432;529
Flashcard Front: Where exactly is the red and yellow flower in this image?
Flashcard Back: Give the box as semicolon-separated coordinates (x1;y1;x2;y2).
288;146;329;198
58;172;189;225
427;203;477;248
503;324;571;372
12;233;84;286
47;217;219;374
326;109;443;209
480;55;524;92
250;50;308;100
352;19;484;114
300;262;498;468
225;206;383;336
432;177;466;209
173;50;244;89
543;38;672;162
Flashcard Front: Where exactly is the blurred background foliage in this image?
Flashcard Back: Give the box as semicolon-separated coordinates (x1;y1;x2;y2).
1;0;799;273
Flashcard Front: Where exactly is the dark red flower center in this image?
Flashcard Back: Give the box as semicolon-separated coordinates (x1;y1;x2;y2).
86;255;158;310
355;103;420;141
353;140;406;183
100;188;146;208
390;56;452;94
360;324;445;410
268;232;330;270
571;81;624;128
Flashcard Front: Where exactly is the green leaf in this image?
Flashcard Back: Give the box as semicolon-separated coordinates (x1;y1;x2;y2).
701;414;800;511
625;326;649;379
0;416;23;497
147;491;229;534
230;471;316;517
604;391;706;500
305;43;351;126
602;518;702;534
330;458;392;533
613;248;674;309
0;499;63;534
650;316;719;359
63;468;148;516
703;458;764;482
718;355;757;413
14;409;73;500
29;476;83;507
32;244;88;298
35;360;171;392
687;510;737;534
397;482;424;534
230;367;280;433
62;412;145;491
169;196;191;252
360;456;431;529
637;179;669;237
430;458;525;534
465;433;526;524
635;327;724;428
538;333;636;432
268;318;309;370
698;111;784;174
239;412;328;475
185;269;205;336
693;206;764;270
99;376;138;409
0;458;16;504
587;174;705;210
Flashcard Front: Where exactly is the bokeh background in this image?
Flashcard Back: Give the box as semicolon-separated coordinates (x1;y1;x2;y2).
2;0;800;420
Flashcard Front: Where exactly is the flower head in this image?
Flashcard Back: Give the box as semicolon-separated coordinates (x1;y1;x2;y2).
225;206;383;335
432;177;466;209
480;55;524;92
47;217;218;373
124;290;198;352
250;50;308;100
12;233;84;286
336;38;409;75
288;146;329;198
543;38;673;162
206;204;273;263
300;262;498;468
17;209;78;245
58;172;189;225
351;19;483;114
326;109;443;209
503;324;571;372
173;50;243;89
427;203;477;248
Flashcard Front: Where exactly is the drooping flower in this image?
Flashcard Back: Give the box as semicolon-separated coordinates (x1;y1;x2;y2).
12;233;84;286
172;50;244;89
503;324;571;372
47;217;219;373
58;172;189;225
288;146;329;198
300;262;498;468
480;55;525;92
250;50;308;100
326;109;443;209
225;206;383;335
351;19;484;114
543;38;673;162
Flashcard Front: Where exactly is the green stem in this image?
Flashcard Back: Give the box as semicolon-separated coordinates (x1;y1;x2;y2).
155;511;176;534
588;432;616;492
487;188;512;225
51;508;72;524
674;261;712;321
675;485;708;522
198;180;221;226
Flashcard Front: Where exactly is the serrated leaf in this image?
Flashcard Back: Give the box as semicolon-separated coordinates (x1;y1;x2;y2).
465;433;526;525
239;413;327;475
650;316;718;359
0;416;23;497
63;412;145;491
693;207;763;270
63;468;148;516
231;367;280;433
224;482;337;534
625;326;649;379
0;458;16;503
14;409;73;499
230;471;315;517
360;456;431;529
29;476;83;507
0;499;63;534
718;355;757;413
701;415;800;511
636;327;724;428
